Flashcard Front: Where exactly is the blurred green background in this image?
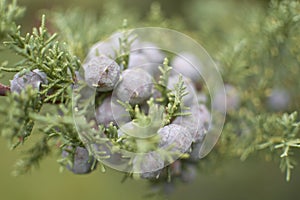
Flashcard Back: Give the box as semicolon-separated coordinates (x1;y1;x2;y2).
1;0;300;200
1;137;300;200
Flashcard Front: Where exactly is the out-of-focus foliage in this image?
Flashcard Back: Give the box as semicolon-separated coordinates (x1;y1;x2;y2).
0;0;25;41
183;0;300;182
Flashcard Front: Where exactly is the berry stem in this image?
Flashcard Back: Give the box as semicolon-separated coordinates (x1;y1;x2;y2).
0;82;10;96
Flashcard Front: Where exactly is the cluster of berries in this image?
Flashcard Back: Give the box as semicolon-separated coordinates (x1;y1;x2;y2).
8;34;212;181
77;34;212;181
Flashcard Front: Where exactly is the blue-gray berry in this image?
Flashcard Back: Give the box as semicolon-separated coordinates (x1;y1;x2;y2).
167;74;197;106
133;152;164;179
10;69;47;94
62;146;96;174
96;96;115;126
114;68;153;105
85;40;118;62
172;103;210;142
117;121;136;138
189;141;204;161
96;95;130;127
128;52;159;77
83;55;121;91
268;88;290;111
157;124;192;155
131;41;165;64
171;52;203;84
128;52;150;69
